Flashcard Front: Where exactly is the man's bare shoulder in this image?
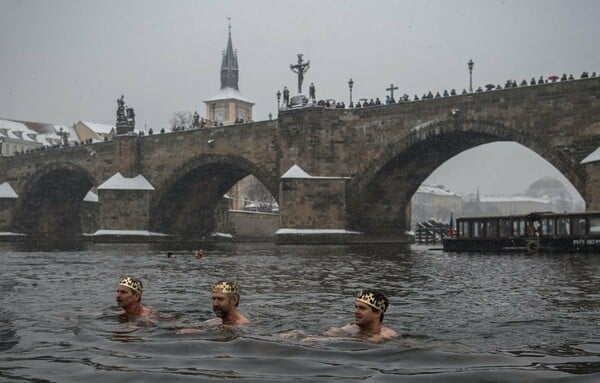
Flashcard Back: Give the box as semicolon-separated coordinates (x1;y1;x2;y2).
365;327;398;343
204;317;222;325
141;306;155;317
380;326;397;339
324;323;357;337
234;315;250;326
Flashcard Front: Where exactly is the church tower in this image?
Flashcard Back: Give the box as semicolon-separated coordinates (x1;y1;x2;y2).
204;20;254;126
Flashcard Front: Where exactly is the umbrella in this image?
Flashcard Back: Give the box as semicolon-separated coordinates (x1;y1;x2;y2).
548;75;559;82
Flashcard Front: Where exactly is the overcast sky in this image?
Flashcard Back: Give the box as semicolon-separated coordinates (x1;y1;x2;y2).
1;0;598;200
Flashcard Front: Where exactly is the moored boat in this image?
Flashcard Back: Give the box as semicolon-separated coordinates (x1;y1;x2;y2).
442;211;600;253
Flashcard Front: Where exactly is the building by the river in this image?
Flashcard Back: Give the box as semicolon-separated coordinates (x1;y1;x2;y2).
412;176;582;226
0;118;74;155
202;22;276;212
203;22;254;127
0;118;117;156
411;184;463;226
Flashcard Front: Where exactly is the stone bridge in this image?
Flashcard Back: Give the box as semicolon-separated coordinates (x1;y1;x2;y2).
1;77;599;242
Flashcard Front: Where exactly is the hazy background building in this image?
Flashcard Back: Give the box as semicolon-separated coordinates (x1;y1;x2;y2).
411;184;463;226
412;177;582;227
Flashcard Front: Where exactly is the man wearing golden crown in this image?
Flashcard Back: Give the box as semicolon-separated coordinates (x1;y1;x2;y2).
324;289;397;343
206;281;249;326
116;277;154;321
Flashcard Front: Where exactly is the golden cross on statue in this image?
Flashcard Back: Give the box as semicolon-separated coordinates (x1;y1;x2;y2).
386;83;399;99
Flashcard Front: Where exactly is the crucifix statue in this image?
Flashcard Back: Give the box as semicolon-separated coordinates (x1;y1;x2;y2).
290;53;310;94
386;83;399;100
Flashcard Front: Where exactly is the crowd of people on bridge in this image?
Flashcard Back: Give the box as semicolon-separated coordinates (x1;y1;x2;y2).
306;70;597;111
14;71;595;157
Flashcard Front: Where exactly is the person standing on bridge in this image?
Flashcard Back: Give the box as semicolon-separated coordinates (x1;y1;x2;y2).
116;276;156;324
323;289;397;343
283;86;290;107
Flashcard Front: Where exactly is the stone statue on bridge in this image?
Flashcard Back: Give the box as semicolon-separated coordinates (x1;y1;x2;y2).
115;94;135;135
116;95;126;122
193;111;200;128
290;53;310;94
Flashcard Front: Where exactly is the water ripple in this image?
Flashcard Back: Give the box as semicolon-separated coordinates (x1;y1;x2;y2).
0;242;599;382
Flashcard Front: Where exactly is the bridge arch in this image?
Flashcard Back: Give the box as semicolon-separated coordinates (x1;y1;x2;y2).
348;117;586;234
13;162;96;237
150;153;279;237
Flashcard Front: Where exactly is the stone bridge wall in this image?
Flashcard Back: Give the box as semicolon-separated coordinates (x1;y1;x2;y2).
0;77;598;241
223;210;279;239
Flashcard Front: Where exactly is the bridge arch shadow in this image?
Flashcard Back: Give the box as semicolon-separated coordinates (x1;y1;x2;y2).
348;117;586;234
13;162;96;237
151;153;279;238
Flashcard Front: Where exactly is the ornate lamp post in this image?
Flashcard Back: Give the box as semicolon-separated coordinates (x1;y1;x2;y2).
276;90;281;111
348;78;354;105
468;59;474;93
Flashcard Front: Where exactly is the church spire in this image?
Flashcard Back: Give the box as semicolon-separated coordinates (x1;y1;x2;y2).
220;18;239;90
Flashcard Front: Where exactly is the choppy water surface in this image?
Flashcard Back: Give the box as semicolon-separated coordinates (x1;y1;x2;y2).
1;242;599;382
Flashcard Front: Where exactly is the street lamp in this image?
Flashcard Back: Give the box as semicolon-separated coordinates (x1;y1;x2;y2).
276;90;281;109
348;78;354;105
468;59;474;93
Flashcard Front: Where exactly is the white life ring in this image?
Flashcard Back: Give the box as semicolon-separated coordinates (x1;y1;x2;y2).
526;240;540;254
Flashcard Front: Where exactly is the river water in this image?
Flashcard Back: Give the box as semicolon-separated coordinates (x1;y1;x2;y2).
1;242;599;382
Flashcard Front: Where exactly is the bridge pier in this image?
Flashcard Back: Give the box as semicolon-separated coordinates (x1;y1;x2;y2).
277;171;356;243
96;173;155;236
0;198;17;233
583;161;600;211
275;165;413;244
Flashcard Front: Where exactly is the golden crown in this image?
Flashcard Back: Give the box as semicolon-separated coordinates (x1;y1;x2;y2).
212;281;239;294
356;290;387;312
119;277;143;294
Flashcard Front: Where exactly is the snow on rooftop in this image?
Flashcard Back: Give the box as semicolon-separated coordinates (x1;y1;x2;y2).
204;87;254;104
83;190;98;202
82;121;115;134
481;196;550;204
0;182;18;198
0;119;79;145
276;228;362;235
98;172;155;190
84;230;169;236
281;164;311;179
211;232;234;238
581;146;600;164
0;120;38;142
38;133;62;145
280;164;351;180
0;119;28;132
7;130;36;142
417;184;459;196
54;124;72;134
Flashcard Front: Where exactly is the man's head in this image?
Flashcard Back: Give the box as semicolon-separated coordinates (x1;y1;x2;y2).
117;277;143;308
211;281;240;318
355;289;389;325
